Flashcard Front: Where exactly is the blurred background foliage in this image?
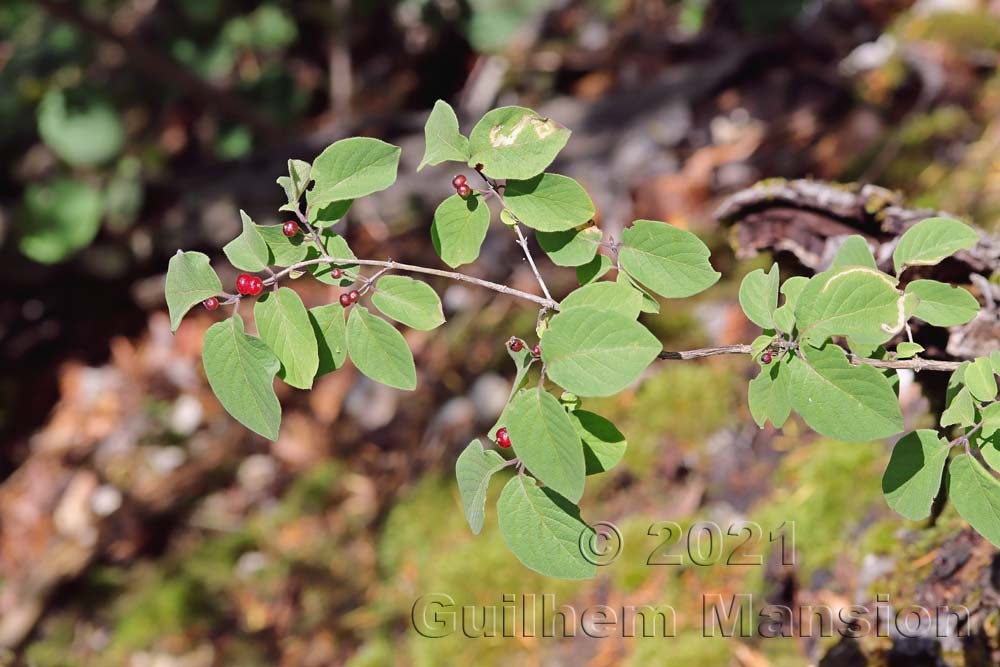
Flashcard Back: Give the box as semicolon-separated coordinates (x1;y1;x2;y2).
1;0;999;665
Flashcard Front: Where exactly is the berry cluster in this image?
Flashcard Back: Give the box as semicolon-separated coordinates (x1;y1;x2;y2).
452;174;471;199
236;273;264;296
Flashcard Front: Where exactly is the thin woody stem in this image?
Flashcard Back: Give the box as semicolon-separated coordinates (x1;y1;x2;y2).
473;167;553;303
262;256;560;310
656;344;962;371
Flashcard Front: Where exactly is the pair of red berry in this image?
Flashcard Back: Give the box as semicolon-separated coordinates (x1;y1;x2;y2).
452;174;471;199
339;289;360;307
236;273;264;296
508;339;541;357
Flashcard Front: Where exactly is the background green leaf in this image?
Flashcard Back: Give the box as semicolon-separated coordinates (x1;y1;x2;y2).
17;178;104;264
37;89;123;167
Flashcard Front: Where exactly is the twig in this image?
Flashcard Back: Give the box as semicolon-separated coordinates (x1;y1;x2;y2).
656;344;962;371
473;167;553;302
263;256;559;310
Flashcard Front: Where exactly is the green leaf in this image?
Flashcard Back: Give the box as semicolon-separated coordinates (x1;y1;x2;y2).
905;280;980;327
896;342;924;360
257;223;310;267
255;287;319;389
620;273;661;314
308;137;401;208
431;193;491;268
739;262;779;329
882;430;949;521
750;334;775;360
37;89;123;167
537;226;602;267
576;254;613;285
309;304;348;376
948;454;1000;547
795;267;903;346
619;220;720;298
893;217;979;274
748;358;792;428
468;106;570;180
202;315;281;440
455;440;507;535
572;410;627;475
308;199;353;228
541;306;661;397
418;100;470;171
942;386;976;428
560;280;642;319
773;276;808;333
371;275;445;330
966;357;998;402
502;174;595;232
982;402;1000;439
309;232;358;286
18;178;104;264
346;306;416;390
830;235;877;270
992;351;1000;375
276;158;312;208
496;475;596;580
788;343;904;441
506;389;585;502
165;251;223;332
223;211;270;272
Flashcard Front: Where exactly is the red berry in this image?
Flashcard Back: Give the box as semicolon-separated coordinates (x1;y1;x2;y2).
531;343;541;358
339;293;351;307
761;351;773;364
496;427;512;449
236;274;253;295
203;297;219;311
331;268;344;279
509;339;524;352
246;276;264;296
456;184;472;198
452;174;467;189
282;221;298;237
349;290;360;303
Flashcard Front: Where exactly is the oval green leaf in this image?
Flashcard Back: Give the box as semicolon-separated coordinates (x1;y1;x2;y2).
165;250;223;332
503;173;595;232
255;287;319;389
541;307;661;397
371;275;445;330
619;219;720;298
468;106;570;180
882;430;949;521
892;217;979;274
506;389;585;502
431;193;491;268
346;306;417;390
456;440;508;535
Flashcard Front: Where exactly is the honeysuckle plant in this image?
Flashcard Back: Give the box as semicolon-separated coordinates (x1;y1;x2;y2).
166;99;999;579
